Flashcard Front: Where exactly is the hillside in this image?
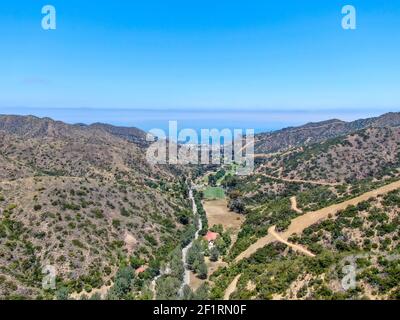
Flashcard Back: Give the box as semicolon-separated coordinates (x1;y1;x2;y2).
1;112;400;301
0;115;192;299
259;126;400;184
210;115;400;300
222;190;400;300
254;112;400;154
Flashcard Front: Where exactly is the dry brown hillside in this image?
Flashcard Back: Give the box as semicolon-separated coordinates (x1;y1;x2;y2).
0;115;191;299
269;127;400;183
254;112;400;154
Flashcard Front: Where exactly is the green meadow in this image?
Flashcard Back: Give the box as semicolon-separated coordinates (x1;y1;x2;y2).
203;187;225;200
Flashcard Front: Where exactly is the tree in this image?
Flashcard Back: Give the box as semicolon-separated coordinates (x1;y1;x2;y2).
197;262;208;280
156;276;181;300
130;256;145;269
208;174;217;186
210;224;223;234
210;246;220;262
194;283;209;300
55;287;69;300
137;282;153;300
229;198;245;214
182;285;194;300
178;209;192;225
169;247;184;280
187;241;202;270
107;266;135;299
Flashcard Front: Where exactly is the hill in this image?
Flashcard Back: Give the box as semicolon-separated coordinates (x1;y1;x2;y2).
254;112;400;154
0;115;192;299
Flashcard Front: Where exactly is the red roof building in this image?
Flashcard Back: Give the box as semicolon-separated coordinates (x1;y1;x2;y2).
204;231;218;242
135;266;147;274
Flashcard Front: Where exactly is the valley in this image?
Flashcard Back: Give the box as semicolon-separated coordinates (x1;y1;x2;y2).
1;112;400;300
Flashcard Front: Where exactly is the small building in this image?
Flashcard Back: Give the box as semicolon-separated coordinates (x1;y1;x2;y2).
135;266;147;274
204;231;219;249
204;231;218;242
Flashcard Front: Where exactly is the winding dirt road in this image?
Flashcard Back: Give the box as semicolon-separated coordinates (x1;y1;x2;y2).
235;179;400;262
225;179;400;299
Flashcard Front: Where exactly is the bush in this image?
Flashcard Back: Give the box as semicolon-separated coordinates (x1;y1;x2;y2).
210;246;220;262
130;256;145;269
197;262;208;280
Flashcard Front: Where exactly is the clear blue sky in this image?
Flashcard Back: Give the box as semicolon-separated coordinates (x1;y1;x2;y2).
1;1;400;118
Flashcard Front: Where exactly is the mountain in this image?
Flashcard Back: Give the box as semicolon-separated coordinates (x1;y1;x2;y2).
212;112;400;301
0;115;149;146
2;112;400;301
254;112;400;154
264;126;400;184
87;123;149;148
0;115;192;299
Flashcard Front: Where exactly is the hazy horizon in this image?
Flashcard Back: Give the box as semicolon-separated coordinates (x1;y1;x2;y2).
0;106;396;134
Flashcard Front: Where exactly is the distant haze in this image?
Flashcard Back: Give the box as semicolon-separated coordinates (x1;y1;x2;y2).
0;107;395;134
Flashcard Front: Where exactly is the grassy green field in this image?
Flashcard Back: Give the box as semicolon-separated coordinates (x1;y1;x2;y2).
203;187;225;200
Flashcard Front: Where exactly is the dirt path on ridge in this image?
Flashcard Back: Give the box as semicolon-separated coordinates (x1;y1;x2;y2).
290;196;303;214
235;179;400;262
268;226;315;257
224;274;241;300
225;179;400;299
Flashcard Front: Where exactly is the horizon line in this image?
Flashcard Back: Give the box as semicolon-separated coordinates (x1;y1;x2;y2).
1;106;399;114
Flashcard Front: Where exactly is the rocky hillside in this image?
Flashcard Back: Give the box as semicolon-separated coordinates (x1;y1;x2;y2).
211;112;400;301
260;126;400;184
254;112;400;154
0;115;191;299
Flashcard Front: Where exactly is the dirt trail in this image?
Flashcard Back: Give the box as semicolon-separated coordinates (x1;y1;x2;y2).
261;174;340;187
235;179;400;262
268;226;315;257
224;274;241;300
225;180;400;299
290;196;302;214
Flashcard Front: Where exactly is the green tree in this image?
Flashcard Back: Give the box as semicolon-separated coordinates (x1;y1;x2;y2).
169;247;184;280
55;287;69;300
182;285;194;300
130;256;145;269
156;276;181;300
187;241;202;270
107;266;135;299
197;262;208;280
210;246;220;262
194;283;209;300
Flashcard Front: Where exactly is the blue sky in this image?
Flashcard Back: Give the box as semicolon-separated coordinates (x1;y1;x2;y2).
1;1;400;130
